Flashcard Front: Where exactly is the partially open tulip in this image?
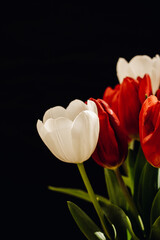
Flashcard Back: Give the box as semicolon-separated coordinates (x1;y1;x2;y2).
103;74;152;139
116;54;160;94
118;74;152;139
139;95;160;168
90;98;128;169
37;99;100;163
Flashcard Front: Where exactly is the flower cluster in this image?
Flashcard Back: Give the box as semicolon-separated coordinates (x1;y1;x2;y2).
37;55;160;168
37;55;160;240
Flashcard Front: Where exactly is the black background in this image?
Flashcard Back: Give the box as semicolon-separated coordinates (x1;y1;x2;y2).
1;2;160;239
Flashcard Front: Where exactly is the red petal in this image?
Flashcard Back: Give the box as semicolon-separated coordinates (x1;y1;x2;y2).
138;74;152;104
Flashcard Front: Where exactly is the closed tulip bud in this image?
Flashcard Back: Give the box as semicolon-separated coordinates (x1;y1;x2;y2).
139;95;160;168
37;99;100;163
90;98;128;169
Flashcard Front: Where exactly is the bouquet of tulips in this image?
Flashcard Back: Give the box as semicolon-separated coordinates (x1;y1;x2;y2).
37;55;160;240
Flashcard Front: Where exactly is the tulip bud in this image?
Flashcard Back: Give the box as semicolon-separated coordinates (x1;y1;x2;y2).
90;98;128;169
139;95;160;168
37;99;100;163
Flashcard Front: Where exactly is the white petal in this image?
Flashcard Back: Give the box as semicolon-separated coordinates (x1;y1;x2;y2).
37;119;63;161
151;55;160;94
116;58;135;83
66;99;87;121
37;119;47;141
71;110;99;163
151;68;160;95
87;100;98;115
44;118;74;162
43;106;66;123
129;55;152;78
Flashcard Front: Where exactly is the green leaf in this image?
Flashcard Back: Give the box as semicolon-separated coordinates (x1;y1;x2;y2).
48;186;110;205
137;162;158;233
149;216;160;240
67;201;109;240
104;169;144;238
133;146;146;203
104;169;127;211
126;149;135;195
122;176;131;189
99;200;139;240
150;189;160;225
158;168;160;189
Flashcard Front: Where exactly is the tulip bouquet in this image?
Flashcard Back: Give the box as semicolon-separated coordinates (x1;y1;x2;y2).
37;55;160;240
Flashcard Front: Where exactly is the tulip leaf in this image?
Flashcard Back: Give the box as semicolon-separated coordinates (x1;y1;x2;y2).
48;186;110;205
133;146;146;203
104;168;145;238
126;148;135;195
104;168;127;211
99;200;139;240
122;176;131;189
137;162;158;234
158;168;160;189
67;201;108;240
150;189;160;225
149;216;160;240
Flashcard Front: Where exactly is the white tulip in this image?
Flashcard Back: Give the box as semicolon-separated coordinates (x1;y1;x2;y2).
116;54;160;94
37;99;99;163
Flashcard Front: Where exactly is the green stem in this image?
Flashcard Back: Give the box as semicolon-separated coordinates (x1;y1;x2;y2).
77;163;111;240
114;168;144;232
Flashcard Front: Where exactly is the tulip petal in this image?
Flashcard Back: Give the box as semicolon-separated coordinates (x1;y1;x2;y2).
66;99;87;121
43;106;66;123
139;96;160;167
87;100;98;115
37;119;47;141
129;55;152;78
37;118;76;162
118;77;141;137
46;118;77;162
116;58;135;83
37;119;63;160
138;74;152;104
151;56;160;94
71;110;99;163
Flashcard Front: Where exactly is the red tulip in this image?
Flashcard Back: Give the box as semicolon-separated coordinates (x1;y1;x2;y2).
90;98;128;169
118;74;152;139
139;95;160;168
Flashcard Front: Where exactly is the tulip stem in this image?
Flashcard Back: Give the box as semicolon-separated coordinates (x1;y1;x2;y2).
77;163;111;240
114;167;145;232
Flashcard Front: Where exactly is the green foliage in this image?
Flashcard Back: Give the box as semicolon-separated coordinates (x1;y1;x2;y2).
149;216;160;240
67;201;108;240
133;146;146;202
48;186;110;205
137;162;158;234
99;200;139;240
150;189;160;225
49;143;160;239
104;169;128;211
